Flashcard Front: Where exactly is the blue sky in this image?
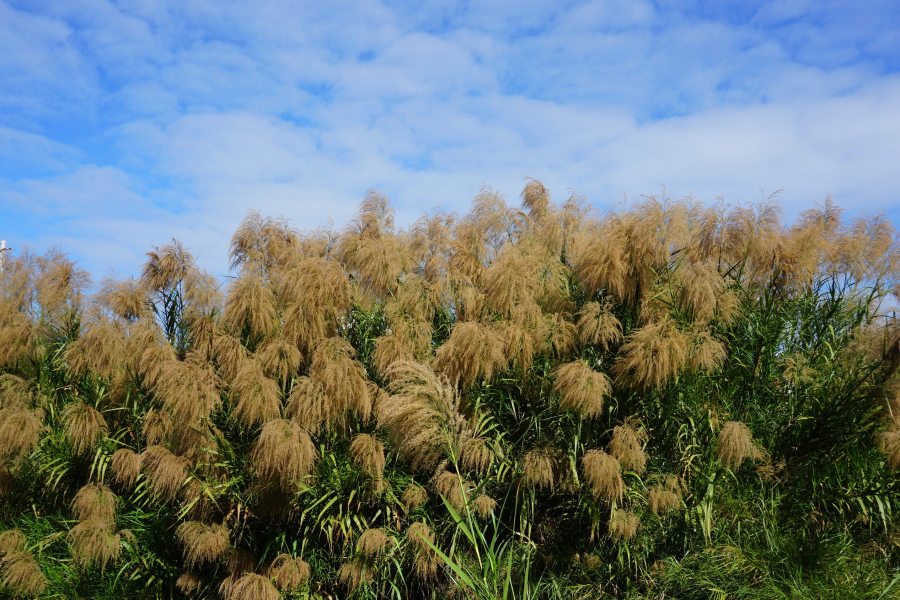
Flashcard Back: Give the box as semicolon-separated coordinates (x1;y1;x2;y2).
3;0;900;278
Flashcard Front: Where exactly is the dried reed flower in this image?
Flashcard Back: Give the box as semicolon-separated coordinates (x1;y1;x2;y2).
688;328;726;373
434;470;472;511
434;321;507;387
717;421;757;469
284;376;326;433
229;211;299;270
213;335;248;384
337;558;374;592
407;522;438;580
380;362;469;471
373;333;416;377
613;320;689;389
460;437;493;474
481;247;542;318
402;483;428;509
305;337;371;431
223;271;278;340
142;409;173;445
230;362;281;429
877;430;900;468
0;375;46;411
0;551;47;597
141;445;191;501
221;573;280;600
581;450;623;504
97;276;147;321
522;447;556;490
176;572;202;594
608;510;640;542
521;178;551;219
0;407;43;462
62;402;108;455
357;528;391;558
474;495;497;518
142;239;192;293
497;320;538;372
649;475;683;515
72;482;117;524
544;312;578;357
251;419;318;490
576;301;623;350
176;521;230;569
350;434;385;492
68;518;122;570
270;554;310;593
64;320;124;379
155;354;221;425
112;448;141;487
553;361;610;419
256;336;301;385
608;420;648;474
0;530;26;556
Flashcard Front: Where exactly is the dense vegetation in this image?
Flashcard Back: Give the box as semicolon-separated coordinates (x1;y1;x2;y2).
2;182;900;599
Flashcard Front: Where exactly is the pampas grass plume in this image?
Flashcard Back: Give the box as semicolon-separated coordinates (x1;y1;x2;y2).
1;551;47;597
581;450;623;503
553;360;610;419
62;402;108;455
176;521;230;569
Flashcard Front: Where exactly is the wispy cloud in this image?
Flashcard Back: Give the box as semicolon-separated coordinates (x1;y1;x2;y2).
2;0;899;277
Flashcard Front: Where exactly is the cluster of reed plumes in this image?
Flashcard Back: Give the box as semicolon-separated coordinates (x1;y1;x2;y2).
2;181;900;599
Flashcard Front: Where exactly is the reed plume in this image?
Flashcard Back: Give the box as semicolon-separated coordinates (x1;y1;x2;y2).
407;522;438;579
649;475;683;515
434;321;507;387
270;554;310;593
0;530;26;556
72;482;117;524
176;521;230;569
67;518;122;570
608;419;648;474
64;319;124;379
142;409;173;445
337;558;374;592
0;407;43;463
141;445;190;501
522;447;556;490
380;361;469;471
717;421;757;469
230;361;281;429
350;434;385;492
222;272;277;339
251;419;318;489
155;353;221;425
175;572;202;594
553;360;610;419
220;573;280;600
402;483;428;509
434;470;472;511
581;450;623;503
460;436;494;474
256;335;301;385
305;337;371;430
576;301;623;350
358;528;392;558
109;448;141;487
877;431;900;468
474;494;497;518
608;509;640;542
613;320;689;389
62;402;108;455
0;551;47;597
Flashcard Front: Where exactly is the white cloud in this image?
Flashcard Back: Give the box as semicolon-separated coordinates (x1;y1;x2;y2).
2;0;899;278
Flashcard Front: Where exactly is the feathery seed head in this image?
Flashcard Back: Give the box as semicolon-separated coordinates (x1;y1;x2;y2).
474;495;497;518
251;419;318;490
434;321;507;387
877;430;900;468
176;572;202;594
613;320;690;390
581;449;623;503
155;355;221;426
0;551;47;597
608;419;648;474
141;445;191;501
223;273;278;339
649;475;683;515
350;434;385;492
522;447;556;490
337;558;374;592
62;402;108;455
0;407;43;462
717;421;757;469
176;521;230;569
553;360;610;419
221;573;280;600
142;409;173;445
460;437;494;474
67;518;122;570
357;528;392;558
230;361;281;429
402;483;428;509
0;530;26;556
576;301;623;351
72;482;117;524
227;549;257;576
434;470;472;511
609;510;640;542
270;554;310;593
407;522;438;580
256;336;301;385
